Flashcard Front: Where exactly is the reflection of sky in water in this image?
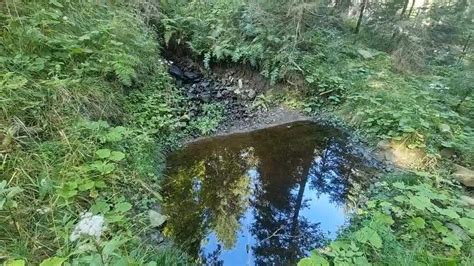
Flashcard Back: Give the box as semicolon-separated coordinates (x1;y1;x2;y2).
203;163;346;265
203;209;256;266
163;122;374;265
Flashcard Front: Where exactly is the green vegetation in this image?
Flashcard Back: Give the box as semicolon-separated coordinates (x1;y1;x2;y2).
1;0;473;265
0;0;221;264
160;0;473;264
300;173;474;265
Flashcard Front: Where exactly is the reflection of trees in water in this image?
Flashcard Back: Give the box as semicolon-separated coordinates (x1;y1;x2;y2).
250;132;328;265
161;161;206;256
162;147;253;258
161;123;368;264
201;244;223;266
308;140;361;206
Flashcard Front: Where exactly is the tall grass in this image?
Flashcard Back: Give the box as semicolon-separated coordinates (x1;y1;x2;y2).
0;0;189;263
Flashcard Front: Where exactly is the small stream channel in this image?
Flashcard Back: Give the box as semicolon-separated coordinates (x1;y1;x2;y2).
161;121;378;265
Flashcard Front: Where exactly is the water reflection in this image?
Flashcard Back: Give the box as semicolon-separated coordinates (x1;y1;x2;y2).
162;121;375;265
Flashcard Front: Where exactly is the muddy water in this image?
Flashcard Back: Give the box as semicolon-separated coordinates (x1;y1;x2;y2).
161;121;377;265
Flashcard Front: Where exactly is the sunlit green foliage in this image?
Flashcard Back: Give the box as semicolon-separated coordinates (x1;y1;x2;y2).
300;172;474;265
2;0;473;264
0;0;189;264
161;0;473;163
159;0;473;264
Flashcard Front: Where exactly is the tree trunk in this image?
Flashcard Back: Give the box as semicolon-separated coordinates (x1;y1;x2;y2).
400;0;409;18
461;33;471;54
458;33;472;62
407;0;416;18
354;0;367;34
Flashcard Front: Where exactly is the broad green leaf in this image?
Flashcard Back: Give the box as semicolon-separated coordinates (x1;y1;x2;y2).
466;210;474;219
305;76;315;84
298;258;315;266
366;200;376;208
374;212;394;226
109;151;125;162
409;195;432;211
6;260;26;266
410;217;426;229
354;227;382;249
458;218;474;234
78;179;95;191
330;240;351;252
435;207;460;219
0;198;6;210
91;161;115;174
106;126;126;142
6;187;23;199
91;200;110;214
115;202;132;213
39;257;66;266
298;252;329;266
95;149;111;159
442;232;463;250
102;237;128;256
106;214;124;223
49;0;64;8
432;220;449;235
352;256;370;266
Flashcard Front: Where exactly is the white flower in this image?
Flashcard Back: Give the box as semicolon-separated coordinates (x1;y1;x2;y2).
70;212;105;241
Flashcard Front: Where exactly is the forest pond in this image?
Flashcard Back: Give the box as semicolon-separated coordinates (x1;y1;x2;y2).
161;121;378;265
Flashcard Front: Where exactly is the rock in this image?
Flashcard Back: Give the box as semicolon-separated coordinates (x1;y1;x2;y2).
200;93;211;103
149;210;167;228
238;79;243;89
453;164;474;187
439;123;451;133
200;81;210;88
247;89;256;100
221;89;230;97
183;71;201;82
460;196;474;207
440;148;456;159
357;48;382;59
376;140;391;149
168;64;183;79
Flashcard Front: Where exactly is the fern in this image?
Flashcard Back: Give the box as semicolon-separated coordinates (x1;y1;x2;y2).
110;54;137;87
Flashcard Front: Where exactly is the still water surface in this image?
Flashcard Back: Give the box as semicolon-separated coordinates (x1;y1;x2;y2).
162;121;376;265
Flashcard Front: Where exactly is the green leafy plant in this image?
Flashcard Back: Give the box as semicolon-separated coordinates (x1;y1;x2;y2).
300;172;473;265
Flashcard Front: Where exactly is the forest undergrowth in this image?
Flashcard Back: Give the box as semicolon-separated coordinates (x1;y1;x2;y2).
1;0;473;265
